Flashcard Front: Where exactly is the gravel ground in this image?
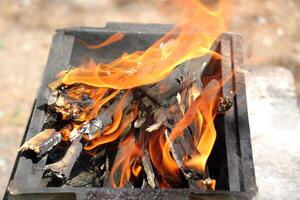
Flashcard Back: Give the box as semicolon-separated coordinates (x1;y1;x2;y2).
0;0;299;198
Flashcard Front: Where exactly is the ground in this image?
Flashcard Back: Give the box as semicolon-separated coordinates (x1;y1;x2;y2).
0;0;299;198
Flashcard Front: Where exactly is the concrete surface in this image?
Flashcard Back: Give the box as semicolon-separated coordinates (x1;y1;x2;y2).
244;66;300;200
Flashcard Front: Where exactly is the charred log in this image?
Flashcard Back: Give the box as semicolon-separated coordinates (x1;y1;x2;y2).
139;57;207;106
81;91;133;140
138;86;168;106
164;129;195;179
19;129;62;157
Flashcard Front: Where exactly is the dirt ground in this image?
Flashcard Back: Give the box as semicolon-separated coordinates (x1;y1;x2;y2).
0;0;299;198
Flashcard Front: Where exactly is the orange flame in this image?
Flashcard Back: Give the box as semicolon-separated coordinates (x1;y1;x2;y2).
51;0;233;189
182;80;221;173
61;0;231;90
101;90;132;135
148;126;181;186
85;89;120;121
84;102;138;151
59;124;73;141
109;133;142;188
132;160;142;177
82;90;132;141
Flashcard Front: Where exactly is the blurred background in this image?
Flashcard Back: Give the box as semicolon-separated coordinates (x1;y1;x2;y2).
0;0;300;197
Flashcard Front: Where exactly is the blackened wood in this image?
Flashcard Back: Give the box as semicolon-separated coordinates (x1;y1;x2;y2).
139;58;206;106
163;78;195;101
181;83;201;138
80;102;116;139
139;86;168;106
19;129;62;157
81;91;133;140
146;101;182;133
54;92;93;121
44;136;83;180
101;155;111;187
164;130;193;179
145;107;167;132
106;142;134;188
148;65;187;101
164;129;212;190
90;149;106;162
65;171;96;187
103;125;135;188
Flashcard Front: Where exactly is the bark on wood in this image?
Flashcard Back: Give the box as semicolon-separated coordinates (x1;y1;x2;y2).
19;129;62;157
142;150;157;188
164;129;214;190
54;91;94;119
138;86;168;106
164;129;195;179
146;101;183;133
44;135;83;180
134;111;146;128
139;58;207;105
102;155;111;187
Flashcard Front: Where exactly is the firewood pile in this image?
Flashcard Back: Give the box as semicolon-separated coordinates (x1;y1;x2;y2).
19;58;232;190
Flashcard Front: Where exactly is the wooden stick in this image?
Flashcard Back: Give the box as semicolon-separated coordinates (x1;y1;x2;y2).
139;86;168;106
19;129;62;157
81;91;133;140
44;135;83;180
164;129;195;179
142;150;157;188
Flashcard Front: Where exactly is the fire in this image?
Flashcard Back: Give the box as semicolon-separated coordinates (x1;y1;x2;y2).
48;0;232;189
182;80;221;173
109;133;142;188
61;0;231;89
148;127;181;186
84;101;138;151
131;161;142;177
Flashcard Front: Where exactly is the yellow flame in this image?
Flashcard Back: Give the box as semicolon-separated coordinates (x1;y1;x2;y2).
61;0;231;90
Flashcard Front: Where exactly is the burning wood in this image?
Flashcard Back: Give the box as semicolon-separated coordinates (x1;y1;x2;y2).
44;135;83;180
19;66;226;190
19;129;62;157
18;0;231;188
19;70;225;189
142;150;157;188
108;133;141;188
